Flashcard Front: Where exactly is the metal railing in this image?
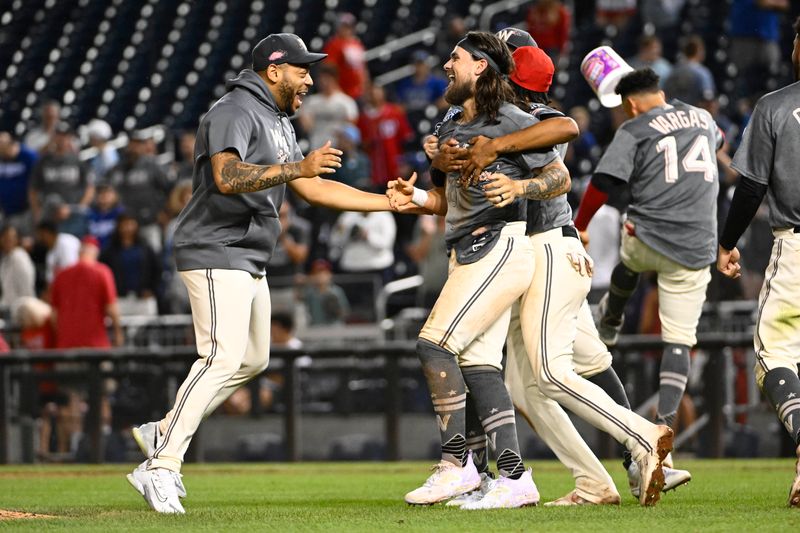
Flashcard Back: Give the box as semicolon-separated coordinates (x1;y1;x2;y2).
0;332;756;464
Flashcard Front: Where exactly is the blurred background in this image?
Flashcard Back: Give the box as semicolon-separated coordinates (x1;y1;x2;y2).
0;0;798;465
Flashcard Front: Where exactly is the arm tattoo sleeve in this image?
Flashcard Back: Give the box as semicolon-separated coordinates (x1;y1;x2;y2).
523;165;569;200
219;158;301;193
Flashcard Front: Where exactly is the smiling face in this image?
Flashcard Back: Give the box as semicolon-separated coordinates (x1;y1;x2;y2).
443;46;483;106
272;63;313;115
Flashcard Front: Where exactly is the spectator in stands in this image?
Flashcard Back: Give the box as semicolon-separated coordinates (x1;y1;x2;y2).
301;259;350;325
171;131;196;182
24;100;60;153
87;184;123;250
269;202;311;279
640;0;685;40
332;124;371;190
729;0;789;98
628;35;673;83
0;131;37;233
396;50;448;115
663;35;716;106
405;215;447;308
436;16;468;62
106;129;171;252
0;225;35;309
160;179;193;314
595;0;637;30
100;214;160;316
526;0;571;61
50;235;122;347
323;12;369;101
357;84;413;187
298;64;359;151
34;220;80;285
564;106;600;178
28;123;95;232
85;119;118;180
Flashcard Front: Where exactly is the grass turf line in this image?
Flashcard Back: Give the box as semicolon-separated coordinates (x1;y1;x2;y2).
1;459;800;531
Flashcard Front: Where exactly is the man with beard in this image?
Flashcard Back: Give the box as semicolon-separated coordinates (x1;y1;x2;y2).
717;16;800;507
126;33;403;514
400;31;569;509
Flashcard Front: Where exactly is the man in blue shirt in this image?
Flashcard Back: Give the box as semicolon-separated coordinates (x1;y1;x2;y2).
0;132;38;233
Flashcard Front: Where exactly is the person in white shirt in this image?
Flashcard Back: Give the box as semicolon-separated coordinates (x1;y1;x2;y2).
34;220;80;284
0;225;35;307
329;211;396;273
298;64;359;151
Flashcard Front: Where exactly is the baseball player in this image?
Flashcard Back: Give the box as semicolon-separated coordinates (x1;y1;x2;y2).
399;31;571;509
717;16;800;507
572;67;724;483
126;33;404;514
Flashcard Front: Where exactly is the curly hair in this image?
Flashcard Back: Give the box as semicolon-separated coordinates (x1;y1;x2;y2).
461;31;516;122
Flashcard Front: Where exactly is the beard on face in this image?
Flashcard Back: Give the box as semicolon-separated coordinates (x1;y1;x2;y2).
445;77;473;106
277;80;298;115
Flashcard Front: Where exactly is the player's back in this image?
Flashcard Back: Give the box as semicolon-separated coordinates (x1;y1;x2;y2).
614;100;721;268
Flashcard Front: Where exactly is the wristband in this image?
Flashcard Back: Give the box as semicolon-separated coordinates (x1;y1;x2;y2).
411;187;429;207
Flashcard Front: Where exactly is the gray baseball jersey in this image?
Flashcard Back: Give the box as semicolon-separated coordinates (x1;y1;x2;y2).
436;102;559;244
524;103;572;235
30;153;94;206
594;99;722;268
731;80;800;229
173;69;300;276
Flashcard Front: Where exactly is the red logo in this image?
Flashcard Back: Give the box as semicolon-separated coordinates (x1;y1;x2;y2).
269;50;286;61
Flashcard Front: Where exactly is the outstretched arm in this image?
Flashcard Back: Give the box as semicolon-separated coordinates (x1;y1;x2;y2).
210;141;342;194
386;174;447;216
463;117;579;179
482;156;571;208
289;175;396;212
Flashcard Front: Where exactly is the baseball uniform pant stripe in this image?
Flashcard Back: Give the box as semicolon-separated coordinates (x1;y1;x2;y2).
539;243;652;454
438;239;513;348
754;239;784;374
153;268;219;462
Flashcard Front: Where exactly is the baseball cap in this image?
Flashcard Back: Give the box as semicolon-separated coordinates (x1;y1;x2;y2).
252;33;327;70
411;49;430;64
510;47;554;93
86;119;112;141
495;27;537;51
81;235;100;249
54;121;73;135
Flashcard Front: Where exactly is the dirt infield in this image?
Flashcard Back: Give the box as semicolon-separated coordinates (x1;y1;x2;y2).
0;509;55;520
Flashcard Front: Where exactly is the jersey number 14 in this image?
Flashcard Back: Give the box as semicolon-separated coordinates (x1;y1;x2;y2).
656;134;715;184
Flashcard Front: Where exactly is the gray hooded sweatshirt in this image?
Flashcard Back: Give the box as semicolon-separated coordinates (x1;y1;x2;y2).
173;69;302;276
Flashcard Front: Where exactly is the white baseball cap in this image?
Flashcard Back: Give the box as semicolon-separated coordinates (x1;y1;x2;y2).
86;119;112;141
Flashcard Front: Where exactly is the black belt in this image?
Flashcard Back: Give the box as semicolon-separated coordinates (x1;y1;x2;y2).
562;226;579;239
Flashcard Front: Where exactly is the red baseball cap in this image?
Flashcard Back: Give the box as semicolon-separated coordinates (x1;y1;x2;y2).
510;46;554;93
81;235;100;249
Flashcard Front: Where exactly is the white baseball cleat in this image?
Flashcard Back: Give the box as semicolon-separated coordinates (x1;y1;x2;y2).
445;472;494;507
635;425;674;506
595;293;623;347
789;445;800;508
544;489;621;506
461;469;539;510
127;466;185;514
404;455;481;505
628;461;691;498
128;460;187;499
131;422;187;498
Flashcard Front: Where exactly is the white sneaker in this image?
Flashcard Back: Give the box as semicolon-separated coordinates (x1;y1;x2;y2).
595;293;623;347
131;422;187;498
628;461;691;498
405;455;481;505
461;469;539;510
635;425;674;506
126;466;185;514
128;461;187;499
445;472;493;507
789;446;800;508
544;489;620;506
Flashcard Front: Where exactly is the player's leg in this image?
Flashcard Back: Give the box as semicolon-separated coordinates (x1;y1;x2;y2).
407;224;533;505
505;299;620;506
751;231;800;506
521;232;672;506
595;229;643;346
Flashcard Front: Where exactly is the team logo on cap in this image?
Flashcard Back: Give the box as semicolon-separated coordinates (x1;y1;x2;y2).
495;28;519;43
269;50;287;61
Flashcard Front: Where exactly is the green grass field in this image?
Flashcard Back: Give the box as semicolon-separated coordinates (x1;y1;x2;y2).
1;459;799;531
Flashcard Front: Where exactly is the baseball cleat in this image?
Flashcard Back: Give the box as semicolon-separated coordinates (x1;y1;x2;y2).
404;454;481;505
595;293;623;347
127;466;185;514
132;421;161;458
636;425;674;506
445;472;494;507
544;489;620;506
129;460;187;499
628;461;691;498
789;446;800;508
461;469;539;510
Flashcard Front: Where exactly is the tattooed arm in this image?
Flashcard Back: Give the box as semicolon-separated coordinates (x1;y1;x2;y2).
482;157;571;208
210;140;342;194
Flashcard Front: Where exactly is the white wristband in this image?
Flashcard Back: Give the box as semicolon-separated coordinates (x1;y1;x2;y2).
411;187;429;207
